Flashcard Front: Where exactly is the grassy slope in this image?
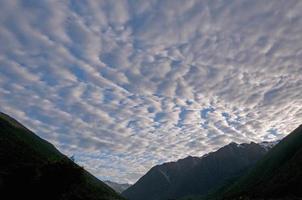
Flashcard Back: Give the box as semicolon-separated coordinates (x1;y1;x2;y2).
221;125;302;199
0;112;124;200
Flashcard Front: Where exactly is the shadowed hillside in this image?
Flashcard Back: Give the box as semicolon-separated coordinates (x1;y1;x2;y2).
0;112;125;200
220;125;302;200
122;141;273;200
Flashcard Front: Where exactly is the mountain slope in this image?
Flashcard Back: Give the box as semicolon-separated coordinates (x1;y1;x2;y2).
221;125;302;199
105;181;131;193
122;142;273;200
123;156;201;200
0;112;124;200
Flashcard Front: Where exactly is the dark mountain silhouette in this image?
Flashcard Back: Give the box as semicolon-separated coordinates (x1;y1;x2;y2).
218;124;302;200
122;141;274;200
0;112;124;200
105;180;131;193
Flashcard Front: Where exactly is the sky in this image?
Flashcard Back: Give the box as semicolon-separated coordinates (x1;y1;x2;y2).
0;0;302;184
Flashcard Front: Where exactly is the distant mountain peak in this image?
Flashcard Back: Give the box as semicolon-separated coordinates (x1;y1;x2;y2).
228;140;279;150
122;141;274;200
104;180;131;193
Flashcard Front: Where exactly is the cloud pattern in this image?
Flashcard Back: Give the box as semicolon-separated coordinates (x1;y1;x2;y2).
0;0;302;183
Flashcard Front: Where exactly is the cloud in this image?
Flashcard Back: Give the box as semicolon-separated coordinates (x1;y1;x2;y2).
0;0;302;183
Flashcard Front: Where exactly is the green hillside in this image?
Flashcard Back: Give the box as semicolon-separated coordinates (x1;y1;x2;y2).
221;124;302;199
0;112;124;200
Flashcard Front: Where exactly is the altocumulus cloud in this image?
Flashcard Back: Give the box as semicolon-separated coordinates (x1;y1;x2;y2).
0;0;302;183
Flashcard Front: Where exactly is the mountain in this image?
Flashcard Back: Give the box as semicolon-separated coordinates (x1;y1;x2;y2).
0;112;124;200
105;181;131;193
122;141;275;200
219;124;302;200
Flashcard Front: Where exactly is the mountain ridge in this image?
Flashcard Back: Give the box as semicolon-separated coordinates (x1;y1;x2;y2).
105;180;132;193
0;112;125;200
122;140;277;200
219;124;302;199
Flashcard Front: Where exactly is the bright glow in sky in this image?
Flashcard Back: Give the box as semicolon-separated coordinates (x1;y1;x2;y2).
0;0;302;183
